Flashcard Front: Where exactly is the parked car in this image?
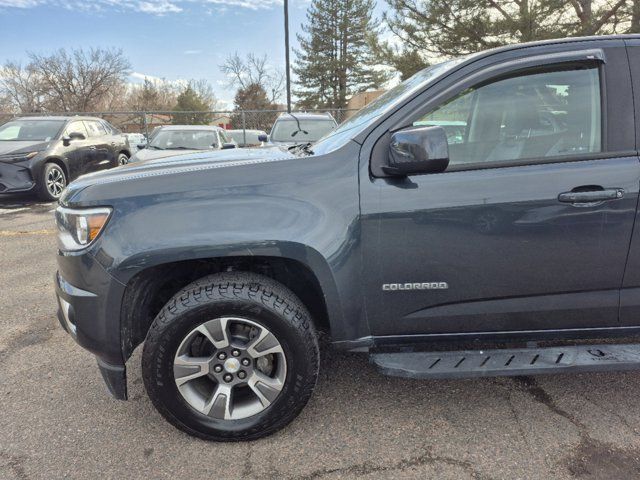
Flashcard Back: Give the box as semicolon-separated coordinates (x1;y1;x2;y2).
228;129;268;147
55;35;640;441
268;112;337;146
129;125;236;162
125;133;147;153
0;116;130;200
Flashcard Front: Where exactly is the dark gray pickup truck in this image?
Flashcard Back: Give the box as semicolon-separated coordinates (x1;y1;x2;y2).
55;35;640;441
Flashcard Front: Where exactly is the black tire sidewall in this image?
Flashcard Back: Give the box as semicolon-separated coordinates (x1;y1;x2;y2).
143;283;318;440
118;154;128;165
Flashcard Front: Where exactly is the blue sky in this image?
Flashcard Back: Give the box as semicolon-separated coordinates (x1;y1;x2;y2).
0;0;326;107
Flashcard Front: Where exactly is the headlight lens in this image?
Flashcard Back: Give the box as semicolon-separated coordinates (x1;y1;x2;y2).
55;206;112;251
0;151;40;163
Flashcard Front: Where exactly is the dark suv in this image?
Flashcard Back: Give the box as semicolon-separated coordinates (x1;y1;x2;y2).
54;35;640;441
0;116;130;200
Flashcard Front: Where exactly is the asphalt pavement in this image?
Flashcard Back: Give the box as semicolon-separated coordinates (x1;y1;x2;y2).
2;193;640;479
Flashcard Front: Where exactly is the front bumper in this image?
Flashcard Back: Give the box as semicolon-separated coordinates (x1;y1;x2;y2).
55;251;129;400
0;161;35;193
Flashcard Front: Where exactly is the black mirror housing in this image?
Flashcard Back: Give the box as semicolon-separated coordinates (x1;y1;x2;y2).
384;126;449;176
137;144;146;149
68;131;86;141
258;134;268;143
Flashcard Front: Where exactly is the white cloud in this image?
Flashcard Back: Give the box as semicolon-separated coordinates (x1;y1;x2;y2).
0;0;283;14
0;0;41;7
137;1;182;14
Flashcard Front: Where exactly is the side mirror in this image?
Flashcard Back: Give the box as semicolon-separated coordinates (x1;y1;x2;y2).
137;144;146;150
62;131;85;146
384;126;449;176
258;134;268;143
221;143;236;150
69;131;86;141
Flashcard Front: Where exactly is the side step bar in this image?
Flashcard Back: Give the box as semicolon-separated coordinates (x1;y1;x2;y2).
370;344;640;380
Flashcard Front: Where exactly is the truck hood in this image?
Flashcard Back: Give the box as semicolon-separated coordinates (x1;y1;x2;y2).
130;147;208;162
62;145;297;203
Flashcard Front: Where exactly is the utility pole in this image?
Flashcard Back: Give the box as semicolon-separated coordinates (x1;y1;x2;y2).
284;0;292;113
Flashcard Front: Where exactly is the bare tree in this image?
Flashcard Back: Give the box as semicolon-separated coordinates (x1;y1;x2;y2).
220;53;284;103
0;61;46;112
189;78;217;110
1;48;130;113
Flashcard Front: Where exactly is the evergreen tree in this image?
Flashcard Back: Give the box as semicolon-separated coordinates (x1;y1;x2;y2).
294;0;388;109
172;82;213;125
383;0;629;59
370;38;429;81
230;83;277;131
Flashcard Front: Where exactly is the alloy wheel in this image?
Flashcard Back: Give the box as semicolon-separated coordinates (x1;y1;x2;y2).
46;166;66;198
173;317;287;420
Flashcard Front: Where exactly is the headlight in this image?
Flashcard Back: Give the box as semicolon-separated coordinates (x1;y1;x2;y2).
0;151;40;163
55;206;112;251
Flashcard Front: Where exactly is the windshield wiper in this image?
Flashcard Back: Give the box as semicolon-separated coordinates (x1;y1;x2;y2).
289;113;309;138
147;145;164;150
169;146;197;150
288;142;314;156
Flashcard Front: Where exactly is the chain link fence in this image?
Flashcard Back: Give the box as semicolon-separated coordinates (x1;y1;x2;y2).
0;109;358;142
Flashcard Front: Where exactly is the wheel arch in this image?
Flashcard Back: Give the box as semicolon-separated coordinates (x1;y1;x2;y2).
119;253;337;361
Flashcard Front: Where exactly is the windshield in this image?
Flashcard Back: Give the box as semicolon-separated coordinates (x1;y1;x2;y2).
149;130;219;150
312;58;467;155
270;118;336;143
0;119;65;141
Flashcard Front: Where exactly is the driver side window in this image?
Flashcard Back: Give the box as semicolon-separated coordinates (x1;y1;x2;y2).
414;66;602;167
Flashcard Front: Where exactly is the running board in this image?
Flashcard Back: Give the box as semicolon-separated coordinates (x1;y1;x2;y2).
370;344;640;380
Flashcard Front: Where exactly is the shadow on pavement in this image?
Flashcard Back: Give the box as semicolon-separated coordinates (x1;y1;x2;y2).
0;193;55;212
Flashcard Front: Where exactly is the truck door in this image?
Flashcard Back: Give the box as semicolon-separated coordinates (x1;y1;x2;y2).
361;42;639;339
619;39;640;326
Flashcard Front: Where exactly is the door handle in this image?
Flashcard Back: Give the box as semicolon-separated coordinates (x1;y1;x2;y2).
558;187;624;204
89;146;97;150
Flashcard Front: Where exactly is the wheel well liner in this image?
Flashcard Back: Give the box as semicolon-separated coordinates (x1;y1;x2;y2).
120;256;330;360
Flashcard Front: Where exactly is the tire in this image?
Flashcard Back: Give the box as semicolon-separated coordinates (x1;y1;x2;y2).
142;272;320;441
37;162;67;201
117;153;129;166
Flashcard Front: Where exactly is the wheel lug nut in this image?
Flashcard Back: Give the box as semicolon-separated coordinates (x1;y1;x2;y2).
213;365;223;373
238;371;246;380
241;358;250;366
217;352;227;360
223;374;233;383
232;349;241;357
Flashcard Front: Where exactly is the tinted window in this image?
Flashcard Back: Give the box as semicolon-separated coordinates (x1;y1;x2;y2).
103;121;120;134
415;67;601;167
85;121;107;137
64;121;89;138
0;119;65;141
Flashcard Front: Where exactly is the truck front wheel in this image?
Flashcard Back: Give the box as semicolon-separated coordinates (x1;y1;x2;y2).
142;272;320;441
